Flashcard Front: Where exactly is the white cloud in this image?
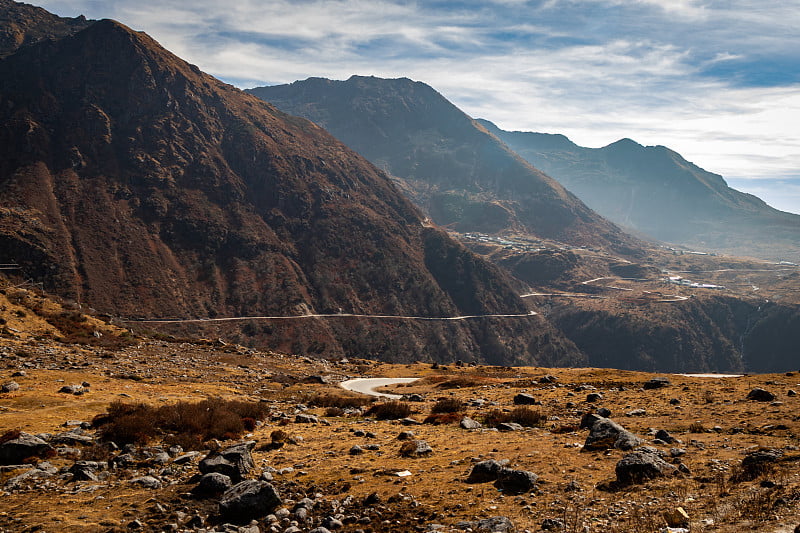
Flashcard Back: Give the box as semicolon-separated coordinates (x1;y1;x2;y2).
32;0;800;213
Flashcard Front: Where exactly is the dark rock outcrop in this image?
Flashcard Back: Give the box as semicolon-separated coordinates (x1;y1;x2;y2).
219;480;282;521
615;450;677;484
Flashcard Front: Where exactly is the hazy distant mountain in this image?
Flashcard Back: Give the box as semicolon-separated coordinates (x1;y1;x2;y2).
478;120;800;261
0;5;582;365
248;76;641;256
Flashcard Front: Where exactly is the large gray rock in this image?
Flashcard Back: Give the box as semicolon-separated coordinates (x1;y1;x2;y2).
615;450;677;484
193;472;233;496
643;377;671;390
0;432;54;465
466;459;508;483
494;468;538;494
460;416;482;430
399;439;432;457
219;480;282;521
746;388;776;402
199;441;255;483
582;416;642;451
513;393;538;405
1;382;20;393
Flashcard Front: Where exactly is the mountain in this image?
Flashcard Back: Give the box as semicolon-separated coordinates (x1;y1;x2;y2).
0;7;582;366
478;120;800;262
248;76;641;256
0;0;92;57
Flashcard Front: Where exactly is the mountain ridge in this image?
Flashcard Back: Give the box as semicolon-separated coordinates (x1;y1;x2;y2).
478;119;800;261
248;76;643;256
0;12;579;365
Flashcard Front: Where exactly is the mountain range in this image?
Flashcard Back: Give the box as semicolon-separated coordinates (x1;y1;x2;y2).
479;120;800;262
0;2;581;366
248;76;640;256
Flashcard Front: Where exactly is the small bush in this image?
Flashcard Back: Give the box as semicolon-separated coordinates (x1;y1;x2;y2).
435;376;484;389
509;407;546;427
688;422;706;433
430;398;464;414
482;407;546;428
324;407;345;417
270;430;288;443
306;393;372;409
423;412;461;425
365;401;412;420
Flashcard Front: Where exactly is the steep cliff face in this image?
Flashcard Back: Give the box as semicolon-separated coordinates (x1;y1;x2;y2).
479;120;800;262
0;14;582;365
249;76;641;256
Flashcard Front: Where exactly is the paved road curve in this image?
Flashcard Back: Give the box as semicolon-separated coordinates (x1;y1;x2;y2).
124;311;537;324
339;377;419;399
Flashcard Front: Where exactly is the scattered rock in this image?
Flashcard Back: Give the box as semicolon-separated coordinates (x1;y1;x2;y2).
397;431;415;440
494;468;538;494
199;441;255;483
615;449;677;484
663;507;690;528
455;516;515;532
513;393;538;405
69;461;102;481
192;472;232;496
643;377;671;390
541;518;565;530
219;480;282;521
466;459;509;483
1;381;20;393
399;440;432;457
625;408;647;417
130;475;161;489
655;429;678;444
460;416;482;430
496;422;524;432
747;388;776;402
295;413;319;424
0;432;54;465
349;445;364;455
582;416;642;451
586;393;603;403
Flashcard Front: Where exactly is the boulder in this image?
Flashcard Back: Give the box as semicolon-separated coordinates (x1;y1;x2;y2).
295;413;319;424
1;382;20;393
496;422;524;432
130;476;162;489
586;393;603;403
494;468;538;494
69;461;102;481
655;429;678;444
643;377;671;390
582;417;642;451
219;480;282;521
615;450;677;484
399;439;432;457
513;393;538;405
192;472;233;496
199;441;256;483
0;432;54;465
460;416;482;430
466;459;508;483
747;388;776;402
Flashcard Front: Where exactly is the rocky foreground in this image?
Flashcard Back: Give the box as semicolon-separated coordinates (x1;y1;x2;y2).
0;331;799;533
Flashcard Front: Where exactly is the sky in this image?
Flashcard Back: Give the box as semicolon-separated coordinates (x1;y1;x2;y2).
35;0;800;215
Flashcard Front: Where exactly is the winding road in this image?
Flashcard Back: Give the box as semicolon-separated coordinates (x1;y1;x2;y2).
125;311;537;324
339;377;419;399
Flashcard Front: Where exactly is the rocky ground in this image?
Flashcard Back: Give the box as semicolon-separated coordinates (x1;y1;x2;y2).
1;321;799;533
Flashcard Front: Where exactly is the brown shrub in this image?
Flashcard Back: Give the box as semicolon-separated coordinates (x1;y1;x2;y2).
270;430;288;443
482;407;546;428
423;412;462;425
324;407;346;417
430;398;464;414
688;422;706;433
365;401;412;420
94;397;270;448
306;393;372;409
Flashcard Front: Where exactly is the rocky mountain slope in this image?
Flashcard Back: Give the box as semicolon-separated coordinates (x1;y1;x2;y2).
478;120;800;262
0;0;92;57
248;76;641;256
0;6;579;366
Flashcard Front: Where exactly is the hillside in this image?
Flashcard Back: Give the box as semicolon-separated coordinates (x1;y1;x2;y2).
0;9;577;366
248;76;641;256
0;0;92;57
478;120;800;262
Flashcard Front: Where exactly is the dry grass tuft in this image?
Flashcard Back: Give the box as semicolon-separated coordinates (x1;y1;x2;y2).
365;401;412;420
430;398;464;414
